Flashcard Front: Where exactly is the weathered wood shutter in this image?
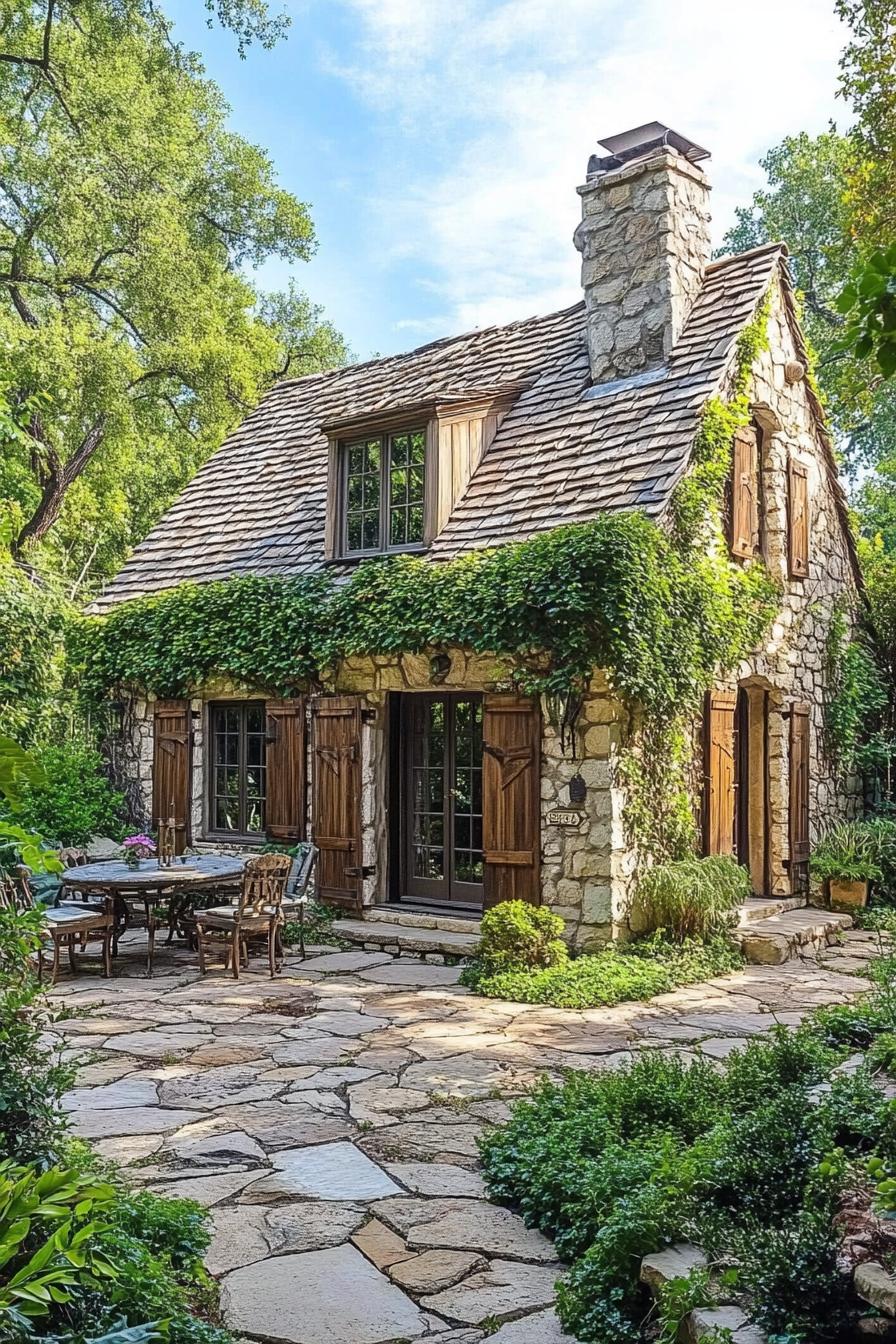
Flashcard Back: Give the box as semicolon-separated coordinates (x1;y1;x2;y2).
730;426;760;559
482;695;541;908
311;695;363;910
152;700;191;854
703;690;737;856
265;698;306;843
789;703;811;869
788;459;810;578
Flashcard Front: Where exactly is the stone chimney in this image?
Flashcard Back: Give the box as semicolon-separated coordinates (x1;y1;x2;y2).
573;122;712;386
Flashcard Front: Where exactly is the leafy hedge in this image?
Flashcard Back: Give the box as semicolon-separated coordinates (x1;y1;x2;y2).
480;959;896;1343
16;742;126;847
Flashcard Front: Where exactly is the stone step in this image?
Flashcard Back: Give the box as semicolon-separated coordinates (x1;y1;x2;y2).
735;908;853;965
365;906;482;937
736;896;807;926
640;1244;768;1343
332;918;480;960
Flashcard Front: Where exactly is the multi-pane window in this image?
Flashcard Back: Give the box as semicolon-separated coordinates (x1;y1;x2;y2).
209;702;266;835
343;428;426;555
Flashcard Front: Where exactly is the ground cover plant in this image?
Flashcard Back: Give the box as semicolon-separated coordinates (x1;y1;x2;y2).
461;867;746;1009
480;952;896;1343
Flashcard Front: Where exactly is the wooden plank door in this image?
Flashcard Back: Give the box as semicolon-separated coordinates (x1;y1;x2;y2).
265;698;307;843
311;695;363;910
152;700;191;854
482;694;541;908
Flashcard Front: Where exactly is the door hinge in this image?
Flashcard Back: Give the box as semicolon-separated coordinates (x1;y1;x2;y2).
361;708;378;724
345;864;376;879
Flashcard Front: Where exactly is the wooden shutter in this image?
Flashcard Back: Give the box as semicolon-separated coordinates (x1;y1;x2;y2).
788;459;810;578
789;703;811;867
311;695;363;910
265;698;306;842
730;426;759;559
482;695;541;908
703;690;737;856
152;700;191;854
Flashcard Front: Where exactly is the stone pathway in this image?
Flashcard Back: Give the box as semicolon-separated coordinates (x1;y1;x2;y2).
50;930;885;1344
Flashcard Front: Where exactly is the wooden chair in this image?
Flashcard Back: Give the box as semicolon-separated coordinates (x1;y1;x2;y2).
3;866;114;984
280;843;319;960
194;853;291;980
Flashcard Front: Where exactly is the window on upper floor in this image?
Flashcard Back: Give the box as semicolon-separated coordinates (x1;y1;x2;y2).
341;427;427;556
729;424;762;560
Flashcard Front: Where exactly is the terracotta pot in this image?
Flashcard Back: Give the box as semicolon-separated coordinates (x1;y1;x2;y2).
827;877;870;910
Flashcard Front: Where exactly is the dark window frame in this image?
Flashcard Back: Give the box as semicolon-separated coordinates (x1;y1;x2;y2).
339;426;428;559
206;700;268;841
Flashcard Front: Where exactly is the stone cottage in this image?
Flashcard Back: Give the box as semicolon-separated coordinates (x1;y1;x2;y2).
92;122;861;951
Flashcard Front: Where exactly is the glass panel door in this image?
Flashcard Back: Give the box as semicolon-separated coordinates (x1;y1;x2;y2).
402;694;484;908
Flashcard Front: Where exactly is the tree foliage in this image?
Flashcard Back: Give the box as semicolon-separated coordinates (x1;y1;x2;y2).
0;0;347;591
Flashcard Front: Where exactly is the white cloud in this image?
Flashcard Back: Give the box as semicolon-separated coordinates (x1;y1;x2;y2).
321;0;848;337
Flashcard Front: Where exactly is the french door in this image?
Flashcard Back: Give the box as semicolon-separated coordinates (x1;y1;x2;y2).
401;694;484;909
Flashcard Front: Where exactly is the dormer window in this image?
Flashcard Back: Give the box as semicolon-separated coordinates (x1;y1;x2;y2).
343;428;426;555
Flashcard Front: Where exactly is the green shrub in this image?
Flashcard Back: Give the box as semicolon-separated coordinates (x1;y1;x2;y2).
478;1004;896;1344
635;855;750;940
461;934;742;1009
473;900;568;974
0;1161;118;1328
17;741;125;847
0;903;74;1163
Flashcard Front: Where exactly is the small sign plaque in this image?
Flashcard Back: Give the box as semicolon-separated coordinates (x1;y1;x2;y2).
546;809;584;827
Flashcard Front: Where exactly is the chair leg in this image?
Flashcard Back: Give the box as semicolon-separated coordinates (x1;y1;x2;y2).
51;936;61;986
145;898;155;978
268;925;276;978
197;925;208;975
67;937;77;974
231;927;240;980
102;928;112;979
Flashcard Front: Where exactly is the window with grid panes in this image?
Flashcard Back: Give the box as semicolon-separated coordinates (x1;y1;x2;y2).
208;702;266;836
343;428;426;555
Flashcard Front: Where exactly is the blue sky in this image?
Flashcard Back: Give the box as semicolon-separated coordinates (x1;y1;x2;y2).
172;0;848;359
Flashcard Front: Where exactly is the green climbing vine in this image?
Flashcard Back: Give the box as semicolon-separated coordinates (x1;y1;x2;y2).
72;290;781;865
618;289;779;862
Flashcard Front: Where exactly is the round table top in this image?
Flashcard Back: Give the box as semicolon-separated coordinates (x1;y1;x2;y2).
62;854;247;890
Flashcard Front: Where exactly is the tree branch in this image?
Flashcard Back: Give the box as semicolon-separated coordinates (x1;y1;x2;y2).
14;414;108;553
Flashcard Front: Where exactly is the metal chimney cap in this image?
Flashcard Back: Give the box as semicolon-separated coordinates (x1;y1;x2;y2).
589;122;710;177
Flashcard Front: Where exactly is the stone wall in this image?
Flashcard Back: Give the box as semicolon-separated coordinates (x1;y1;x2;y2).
710;275;861;893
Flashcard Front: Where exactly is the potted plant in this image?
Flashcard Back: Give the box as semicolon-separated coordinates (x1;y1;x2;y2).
121;833;156;871
810;822;882;910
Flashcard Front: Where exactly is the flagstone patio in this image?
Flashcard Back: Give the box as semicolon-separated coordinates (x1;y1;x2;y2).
50;930;884;1344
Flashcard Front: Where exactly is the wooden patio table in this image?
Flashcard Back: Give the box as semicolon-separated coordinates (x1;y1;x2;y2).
61;855;246;976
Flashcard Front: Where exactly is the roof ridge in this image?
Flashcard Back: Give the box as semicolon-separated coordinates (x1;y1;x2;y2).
276;300;586;392
705;240;787;272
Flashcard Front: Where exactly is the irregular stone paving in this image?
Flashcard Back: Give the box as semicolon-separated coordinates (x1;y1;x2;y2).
49;929;885;1344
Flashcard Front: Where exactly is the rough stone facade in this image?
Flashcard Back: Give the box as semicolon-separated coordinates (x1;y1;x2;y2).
574;146;712;384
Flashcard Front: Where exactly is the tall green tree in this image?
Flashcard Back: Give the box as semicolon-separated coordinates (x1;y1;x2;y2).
0;1;347;591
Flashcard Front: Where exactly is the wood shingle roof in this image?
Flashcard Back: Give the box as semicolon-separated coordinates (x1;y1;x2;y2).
92;243;785;611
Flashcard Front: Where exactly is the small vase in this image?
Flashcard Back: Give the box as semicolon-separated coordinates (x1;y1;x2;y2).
124;857;141;872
